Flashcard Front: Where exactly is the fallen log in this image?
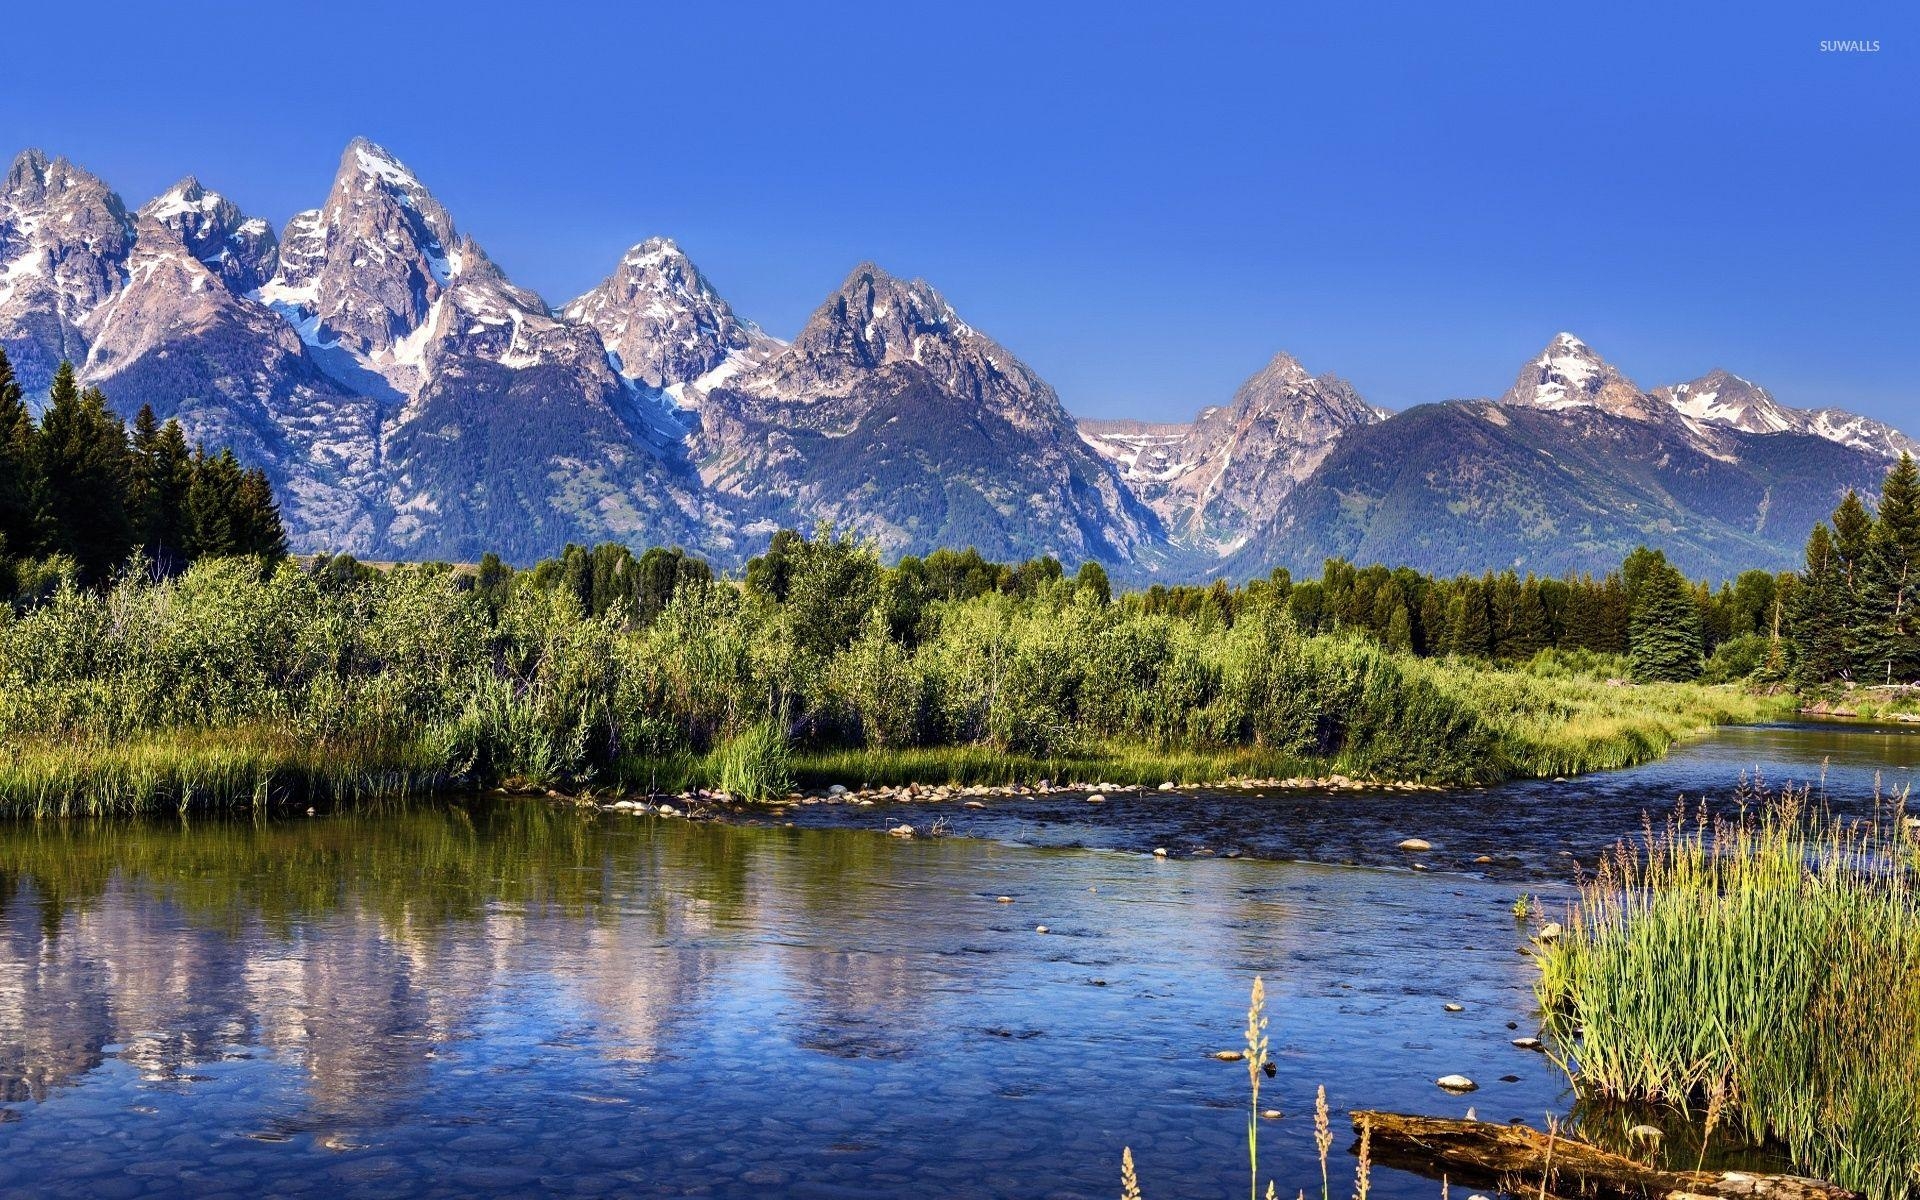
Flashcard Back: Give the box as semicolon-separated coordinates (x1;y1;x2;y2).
1350;1110;1860;1200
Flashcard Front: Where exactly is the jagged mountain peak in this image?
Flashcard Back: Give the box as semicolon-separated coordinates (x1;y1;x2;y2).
1083;349;1387;555
252;137;471;380
138;176;277;294
340;137;426;191
1654;368;1790;433
784;262;978;374
563;236;773;395
1653;366;1919;457
1501;331;1663;420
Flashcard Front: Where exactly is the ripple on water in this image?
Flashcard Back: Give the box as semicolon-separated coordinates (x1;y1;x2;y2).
0;722;1867;1197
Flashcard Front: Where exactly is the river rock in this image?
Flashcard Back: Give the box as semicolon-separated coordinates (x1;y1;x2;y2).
827;784;848;795
1034;925;1049;934
1443;1003;1463;1013
888;824;914;839
963;800;986;809
1087;793;1106;803
1537;922;1564;942
1511;1037;1543;1051
1211;1050;1245;1062
1436;1074;1478;1092
1158;781;1176;791
1153;848;1168;858
1397;838;1433;852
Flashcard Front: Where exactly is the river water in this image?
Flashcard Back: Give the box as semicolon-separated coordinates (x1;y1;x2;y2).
0;720;1908;1198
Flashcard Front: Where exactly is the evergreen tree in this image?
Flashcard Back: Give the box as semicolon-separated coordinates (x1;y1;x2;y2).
1073;560;1111;605
1790;523;1848;682
1627;555;1703;682
235;466;288;561
37;366;132;582
184;447;245;559
0;347;45;561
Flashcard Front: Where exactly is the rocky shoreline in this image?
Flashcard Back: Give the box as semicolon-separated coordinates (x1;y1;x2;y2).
576;772;1452;826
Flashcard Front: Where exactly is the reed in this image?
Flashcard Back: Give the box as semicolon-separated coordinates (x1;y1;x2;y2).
1536;790;1920;1198
1121;977;1376;1200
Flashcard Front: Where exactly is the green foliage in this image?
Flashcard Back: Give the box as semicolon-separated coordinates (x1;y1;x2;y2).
0;527;1789;816
1627;550;1703;682
715;719;793;801
0;360;286;597
1537;795;1920;1199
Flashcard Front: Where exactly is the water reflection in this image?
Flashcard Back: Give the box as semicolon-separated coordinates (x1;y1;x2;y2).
0;722;1872;1198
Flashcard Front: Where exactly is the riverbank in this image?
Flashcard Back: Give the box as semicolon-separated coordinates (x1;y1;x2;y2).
0;672;1792;818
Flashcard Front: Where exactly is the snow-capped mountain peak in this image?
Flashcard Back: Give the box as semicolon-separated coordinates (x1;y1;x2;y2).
137;176;277;294
1653;367;1919;458
1499;331;1675;423
1654;368;1795;434
563;236;777;396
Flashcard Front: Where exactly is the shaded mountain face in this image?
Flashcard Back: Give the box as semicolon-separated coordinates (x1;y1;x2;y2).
693;263;1162;565
1224;397;1890;581
1081;351;1385;556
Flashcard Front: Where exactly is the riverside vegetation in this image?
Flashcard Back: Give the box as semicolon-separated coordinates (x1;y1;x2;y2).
0;532;1789;817
1536;789;1920;1200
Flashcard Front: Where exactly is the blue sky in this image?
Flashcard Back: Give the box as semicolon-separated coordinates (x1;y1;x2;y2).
2;1;1912;422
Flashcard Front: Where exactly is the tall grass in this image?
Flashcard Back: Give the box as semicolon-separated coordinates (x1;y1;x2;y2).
1536;791;1920;1198
714;719;793;801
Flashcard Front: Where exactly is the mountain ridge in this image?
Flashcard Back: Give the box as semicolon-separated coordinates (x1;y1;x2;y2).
0;139;1909;580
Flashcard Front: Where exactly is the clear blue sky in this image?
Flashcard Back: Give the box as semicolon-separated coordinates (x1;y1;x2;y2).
2;1;1913;423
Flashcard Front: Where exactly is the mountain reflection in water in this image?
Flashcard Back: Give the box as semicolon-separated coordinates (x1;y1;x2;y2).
0;720;1906;1198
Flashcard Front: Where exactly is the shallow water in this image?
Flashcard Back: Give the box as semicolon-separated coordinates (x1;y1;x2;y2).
0;720;1902;1198
775;718;1920;880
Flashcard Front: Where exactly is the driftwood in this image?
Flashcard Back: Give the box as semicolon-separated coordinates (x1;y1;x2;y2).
1350;1111;1860;1200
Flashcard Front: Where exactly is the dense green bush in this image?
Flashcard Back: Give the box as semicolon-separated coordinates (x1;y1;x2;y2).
0;531;1785;814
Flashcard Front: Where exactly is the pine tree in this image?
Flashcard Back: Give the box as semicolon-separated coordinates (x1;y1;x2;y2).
184;447;244;559
1789;524;1848;683
1628;556;1703;682
235;467;288;562
0;347;45;561
37;366;132;582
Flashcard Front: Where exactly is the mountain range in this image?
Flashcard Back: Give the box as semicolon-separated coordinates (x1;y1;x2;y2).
0;140;1908;580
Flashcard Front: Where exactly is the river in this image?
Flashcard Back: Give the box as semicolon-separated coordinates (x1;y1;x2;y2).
0;720;1908;1198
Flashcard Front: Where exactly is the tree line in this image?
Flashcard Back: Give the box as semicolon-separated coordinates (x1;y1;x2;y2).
0;354;286;601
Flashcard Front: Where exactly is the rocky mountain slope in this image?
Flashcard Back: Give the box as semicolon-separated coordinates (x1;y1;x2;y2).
1653;367;1919;458
1223;336;1894;579
0;141;1909;578
691;263;1162;565
1080;351;1385;556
